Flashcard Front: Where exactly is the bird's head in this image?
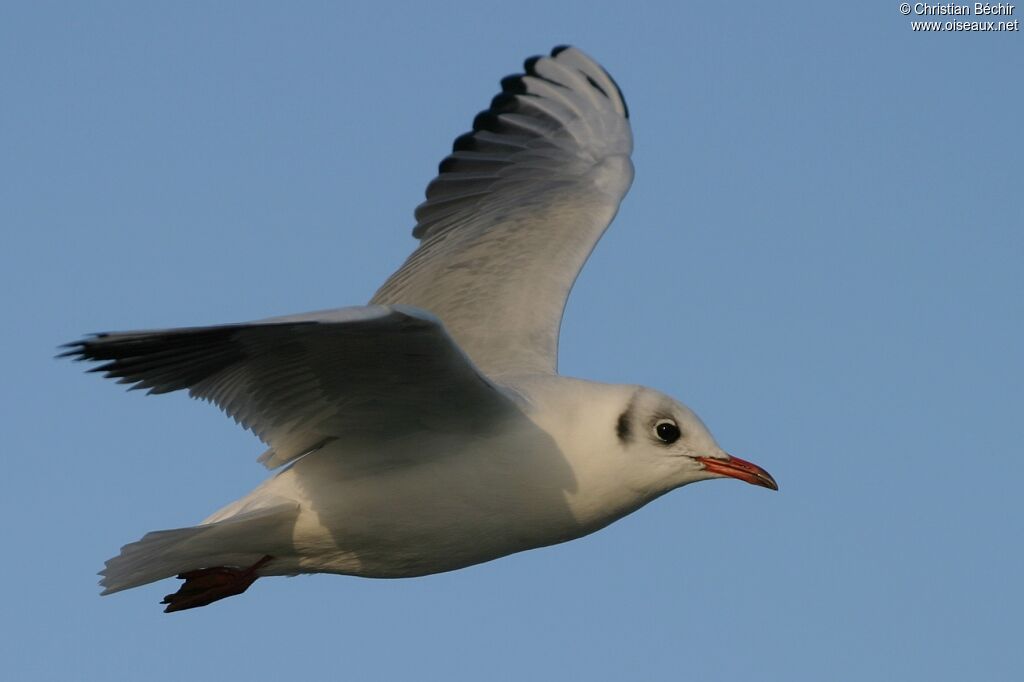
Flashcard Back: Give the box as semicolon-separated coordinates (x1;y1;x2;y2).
612;386;778;493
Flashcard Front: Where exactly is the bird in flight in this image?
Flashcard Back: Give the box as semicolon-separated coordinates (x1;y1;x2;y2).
64;46;777;613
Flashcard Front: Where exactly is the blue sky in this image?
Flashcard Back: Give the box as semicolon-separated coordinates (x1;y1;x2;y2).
3;2;1021;680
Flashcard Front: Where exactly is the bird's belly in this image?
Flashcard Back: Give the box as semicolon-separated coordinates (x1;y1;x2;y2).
291;506;562;579
263;435;598;578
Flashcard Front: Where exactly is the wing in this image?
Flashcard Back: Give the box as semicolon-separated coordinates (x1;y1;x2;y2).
62;305;518;469
371;46;633;377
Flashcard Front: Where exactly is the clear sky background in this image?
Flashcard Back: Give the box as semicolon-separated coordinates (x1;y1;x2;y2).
3;2;1021;680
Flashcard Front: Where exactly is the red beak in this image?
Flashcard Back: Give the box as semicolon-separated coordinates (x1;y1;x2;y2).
696;454;778;491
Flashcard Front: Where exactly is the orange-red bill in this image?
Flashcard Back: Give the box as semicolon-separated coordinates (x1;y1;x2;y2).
697;454;778;491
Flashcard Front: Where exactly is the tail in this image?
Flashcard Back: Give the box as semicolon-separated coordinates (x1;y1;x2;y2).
100;503;300;596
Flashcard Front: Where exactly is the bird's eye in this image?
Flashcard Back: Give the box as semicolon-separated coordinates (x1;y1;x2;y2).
654;420;681;444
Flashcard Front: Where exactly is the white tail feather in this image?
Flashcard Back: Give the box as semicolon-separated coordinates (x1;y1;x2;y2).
100;503;300;595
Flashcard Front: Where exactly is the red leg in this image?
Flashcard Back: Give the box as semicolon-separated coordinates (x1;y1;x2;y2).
161;555;273;613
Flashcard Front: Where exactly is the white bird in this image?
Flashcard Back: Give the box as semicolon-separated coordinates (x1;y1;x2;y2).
64;46;777;613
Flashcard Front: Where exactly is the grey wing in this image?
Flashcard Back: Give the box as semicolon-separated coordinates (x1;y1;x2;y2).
62;305;518;469
371;46;633;377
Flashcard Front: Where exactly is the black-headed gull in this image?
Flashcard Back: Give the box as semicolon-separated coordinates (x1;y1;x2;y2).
64;46;777;613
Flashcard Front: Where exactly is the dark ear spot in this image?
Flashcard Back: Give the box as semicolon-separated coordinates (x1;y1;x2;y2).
616;410;631;443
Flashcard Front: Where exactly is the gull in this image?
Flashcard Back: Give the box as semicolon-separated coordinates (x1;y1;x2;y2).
63;46;777;613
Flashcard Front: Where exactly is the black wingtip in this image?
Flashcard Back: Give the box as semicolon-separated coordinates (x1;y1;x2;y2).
56;333;110;359
471;110;503;134
55;339;90;361
452;132;477;152
488;91;519;115
500;75;527;95
418;43;630;237
455;44;627;151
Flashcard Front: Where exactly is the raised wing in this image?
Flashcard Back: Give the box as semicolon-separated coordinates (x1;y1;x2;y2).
371;46;633;377
62;306;517;469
